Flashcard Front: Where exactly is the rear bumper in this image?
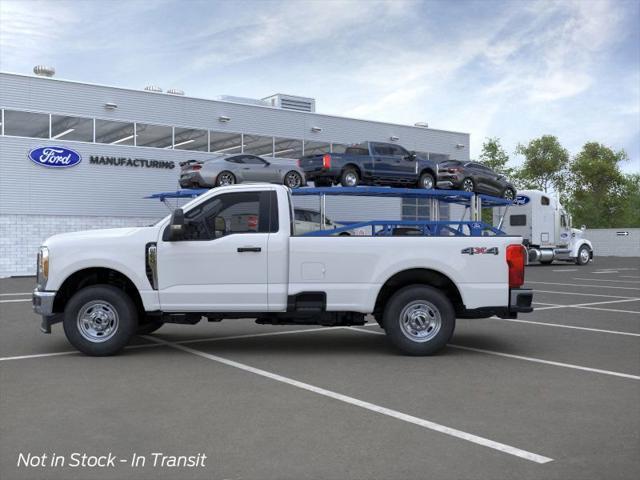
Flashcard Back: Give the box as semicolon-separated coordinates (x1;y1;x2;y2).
459;288;533;319
32;289;62;334
179;172;209;188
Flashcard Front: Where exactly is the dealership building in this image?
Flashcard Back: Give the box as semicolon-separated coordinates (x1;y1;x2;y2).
0;69;470;277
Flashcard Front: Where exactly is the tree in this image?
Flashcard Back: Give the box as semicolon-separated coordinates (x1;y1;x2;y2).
618;174;640;227
515;135;569;193
566;142;631;228
479;137;513;177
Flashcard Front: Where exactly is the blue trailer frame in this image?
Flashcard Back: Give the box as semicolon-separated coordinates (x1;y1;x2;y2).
145;186;513;237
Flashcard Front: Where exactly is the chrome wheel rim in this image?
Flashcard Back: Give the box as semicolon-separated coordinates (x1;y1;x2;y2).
580;248;589;263
343;172;358;186
421;175;434;189
285;172;302;188
77;301;119;343
504;189;514;200
399;301;442;343
218;173;234;185
462;179;474;192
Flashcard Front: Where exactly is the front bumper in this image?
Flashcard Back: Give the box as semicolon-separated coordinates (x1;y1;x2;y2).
32;289;62;334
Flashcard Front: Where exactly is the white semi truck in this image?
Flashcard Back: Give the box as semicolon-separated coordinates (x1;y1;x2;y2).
494;190;593;265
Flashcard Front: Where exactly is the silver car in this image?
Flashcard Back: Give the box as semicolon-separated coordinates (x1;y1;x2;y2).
179;154;306;189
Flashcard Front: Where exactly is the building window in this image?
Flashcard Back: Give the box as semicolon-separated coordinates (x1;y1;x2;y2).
135;123;173;148
331;143;348;153
95;119;135;145
51;114;94;142
3;110;49;138
210;131;243;154
303;140;331;156
174;127;208;151
273;137;303;159
243;134;274;156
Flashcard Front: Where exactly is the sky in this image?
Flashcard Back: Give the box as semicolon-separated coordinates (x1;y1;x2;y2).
1;0;638;172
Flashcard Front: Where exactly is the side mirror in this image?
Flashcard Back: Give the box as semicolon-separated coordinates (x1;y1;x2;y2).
406;151;416;161
168;208;185;241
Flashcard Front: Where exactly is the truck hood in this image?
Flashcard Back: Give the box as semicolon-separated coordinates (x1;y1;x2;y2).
44;226;158;248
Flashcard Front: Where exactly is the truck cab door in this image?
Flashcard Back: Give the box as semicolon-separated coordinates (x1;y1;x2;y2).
156;190;277;312
558;211;571;246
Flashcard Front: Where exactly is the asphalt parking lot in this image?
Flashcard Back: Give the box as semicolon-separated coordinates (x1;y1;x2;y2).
1;256;639;480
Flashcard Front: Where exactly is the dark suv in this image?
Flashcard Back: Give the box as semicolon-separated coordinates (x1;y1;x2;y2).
437;160;516;199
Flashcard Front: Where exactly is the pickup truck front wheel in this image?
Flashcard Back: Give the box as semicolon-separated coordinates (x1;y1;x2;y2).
63;285;137;356
383;285;455;356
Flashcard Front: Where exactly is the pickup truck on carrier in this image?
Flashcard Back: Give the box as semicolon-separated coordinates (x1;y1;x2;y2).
33;184;532;357
299;141;439;189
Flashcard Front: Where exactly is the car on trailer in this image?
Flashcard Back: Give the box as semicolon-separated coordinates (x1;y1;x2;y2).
437;160;517;200
179;154;306;189
33;185;532;357
298;141;438;189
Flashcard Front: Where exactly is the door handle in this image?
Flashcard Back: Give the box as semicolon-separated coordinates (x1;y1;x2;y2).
237;247;261;252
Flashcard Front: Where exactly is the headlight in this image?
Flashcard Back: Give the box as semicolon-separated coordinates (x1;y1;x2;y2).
37;246;49;288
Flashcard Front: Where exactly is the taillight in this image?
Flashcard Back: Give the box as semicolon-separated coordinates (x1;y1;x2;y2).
322;154;331;169
297;159;301;167
506;244;525;288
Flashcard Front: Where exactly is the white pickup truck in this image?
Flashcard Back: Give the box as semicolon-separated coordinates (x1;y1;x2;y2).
32;184;533;356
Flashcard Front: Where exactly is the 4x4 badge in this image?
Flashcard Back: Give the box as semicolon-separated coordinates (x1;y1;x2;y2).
461;247;499;255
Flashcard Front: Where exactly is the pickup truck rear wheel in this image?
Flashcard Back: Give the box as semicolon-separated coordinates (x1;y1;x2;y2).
63;285;137;356
383;285;455;356
418;172;435;189
340;168;360;187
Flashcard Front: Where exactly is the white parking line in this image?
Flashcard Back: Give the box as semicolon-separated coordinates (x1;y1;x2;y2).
480;317;640;337
0;292;32;296
0;326;339;362
142;335;553;464
527;281;640;291
593;271;619;274
350;326;640;381
621;276;640;279
0;299;31;304
573;278;640;284
552;269;577;272
533;290;638;299
531;298;640;311
574;306;640;315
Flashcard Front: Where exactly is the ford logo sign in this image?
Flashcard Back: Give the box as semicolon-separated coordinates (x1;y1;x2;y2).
28;146;82;168
514;195;530;206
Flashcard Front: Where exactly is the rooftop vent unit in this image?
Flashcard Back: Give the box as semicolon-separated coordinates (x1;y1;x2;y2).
144;85;163;93
414;122;429;128
167;88;185;96
216;95;270;107
262;94;316;113
33;65;55;77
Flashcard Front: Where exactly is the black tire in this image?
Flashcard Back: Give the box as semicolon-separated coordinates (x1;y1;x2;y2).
540;259;553;265
314;178;332;187
284;171;303;189
461;177;475;192
63;285;137;356
418;172;435;189
215;171;236;186
136;318;164;335
502;187;516;201
576;245;591;265
382;285;455;356
340;167;360;187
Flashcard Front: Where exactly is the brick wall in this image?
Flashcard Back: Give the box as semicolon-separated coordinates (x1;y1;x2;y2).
0;214;159;277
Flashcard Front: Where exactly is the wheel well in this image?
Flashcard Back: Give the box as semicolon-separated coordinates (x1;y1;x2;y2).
342;163;362;177
53;267;144;317
374;269;464;318
419;168;436;178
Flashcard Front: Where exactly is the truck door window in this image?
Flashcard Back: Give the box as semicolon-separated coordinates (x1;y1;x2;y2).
561;215;567;227
541;196;550;205
180;191;276;241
